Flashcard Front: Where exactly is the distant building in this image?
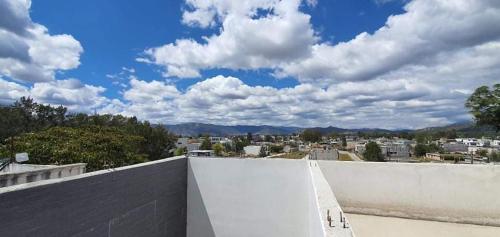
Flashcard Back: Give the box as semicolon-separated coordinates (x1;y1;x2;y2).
0;163;86;188
188;150;214;157
355;143;366;154
310;148;339;160
187;143;201;152
244;145;262;156
298;144;309;152
283;145;297;153
426;153;442;161
176;137;189;148
381;143;411;160
443;143;468;153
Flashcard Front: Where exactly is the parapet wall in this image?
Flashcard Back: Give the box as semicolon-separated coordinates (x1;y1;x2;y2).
0;157;187;237
0;163;86;188
187;158;323;237
318;161;500;226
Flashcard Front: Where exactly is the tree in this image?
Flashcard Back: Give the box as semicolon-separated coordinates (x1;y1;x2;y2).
301;129;322;143
341;136;347;147
1;97;177;169
200;136;212;150
212;143;224;156
477;149;488;157
174;147;187;156
3;126;148;172
233;137;248;153
247;132;253;142
259;146;267;157
466;84;500;131
269;145;283;153
489;151;499;162
414;144;428;157
363;142;384;162
264;135;273;142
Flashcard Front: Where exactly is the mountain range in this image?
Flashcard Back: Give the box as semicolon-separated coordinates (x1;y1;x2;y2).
164;122;490;136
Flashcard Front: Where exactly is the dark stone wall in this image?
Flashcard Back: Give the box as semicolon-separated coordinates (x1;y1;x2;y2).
0;158;187;237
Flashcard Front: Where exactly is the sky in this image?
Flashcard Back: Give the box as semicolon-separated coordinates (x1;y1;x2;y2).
0;0;499;129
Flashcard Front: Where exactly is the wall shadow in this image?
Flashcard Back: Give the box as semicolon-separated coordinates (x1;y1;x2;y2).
187;161;217;237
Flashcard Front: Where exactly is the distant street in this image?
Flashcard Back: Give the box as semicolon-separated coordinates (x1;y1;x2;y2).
338;150;363;161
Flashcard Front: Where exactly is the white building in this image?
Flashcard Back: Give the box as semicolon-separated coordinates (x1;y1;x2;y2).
0;163;86;188
187;142;201;152
176;137;189;148
188;150;214;157
244;145;262;156
443;143;468;152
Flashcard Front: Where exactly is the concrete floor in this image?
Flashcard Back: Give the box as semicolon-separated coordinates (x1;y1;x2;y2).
347;214;500;237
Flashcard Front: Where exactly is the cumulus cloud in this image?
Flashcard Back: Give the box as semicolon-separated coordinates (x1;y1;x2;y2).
3;0;499;129
106;71;492;129
140;0;317;78
0;77;29;104
280;0;500;84
0;0;83;82
0;78;109;113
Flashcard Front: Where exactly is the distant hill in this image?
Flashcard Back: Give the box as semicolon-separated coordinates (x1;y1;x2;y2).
416;121;498;137
164;123;301;136
166;123;414;136
165;121;497;137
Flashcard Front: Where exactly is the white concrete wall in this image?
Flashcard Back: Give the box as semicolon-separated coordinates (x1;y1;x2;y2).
0;163;86;188
318;161;500;226
307;161;326;237
187;158;321;237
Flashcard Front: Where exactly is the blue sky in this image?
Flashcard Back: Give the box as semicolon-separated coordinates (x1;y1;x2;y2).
29;0;404;96
1;0;499;128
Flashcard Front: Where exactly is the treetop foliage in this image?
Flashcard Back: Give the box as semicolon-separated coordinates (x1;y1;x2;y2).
363;141;385;162
0;97;176;171
466;84;500;131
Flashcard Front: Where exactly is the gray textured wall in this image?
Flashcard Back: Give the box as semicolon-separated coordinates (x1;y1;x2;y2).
0;157;187;237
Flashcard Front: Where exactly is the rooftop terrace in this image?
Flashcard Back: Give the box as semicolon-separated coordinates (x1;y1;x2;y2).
0;156;498;236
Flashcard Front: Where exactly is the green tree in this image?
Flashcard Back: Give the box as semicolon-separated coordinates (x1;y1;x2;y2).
259;146;267;157
414;144;428;157
212;143;224;156
200;136;212;150
3;126;148;172
269;145;284;153
477;149;488;157
174;147;187;156
363;142;384;162
301;129;322;143
247;132;253;142
233;138;249;153
341;136;347;147
489;151;499;162
466;84;500;131
1;97;177;168
265;135;273;142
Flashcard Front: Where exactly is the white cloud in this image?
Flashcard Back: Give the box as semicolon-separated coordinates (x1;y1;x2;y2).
0;78;109;113
0;77;29;104
0;0;83;82
124;78;180;103
280;0;500;84
30;79;108;112
108;71;491;129
140;0;317;78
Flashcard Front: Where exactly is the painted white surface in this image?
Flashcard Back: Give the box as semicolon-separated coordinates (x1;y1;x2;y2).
187;158;321;237
347;214;500;237
318;161;500;226
243;145;261;156
308;160;355;237
0;163;86;188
